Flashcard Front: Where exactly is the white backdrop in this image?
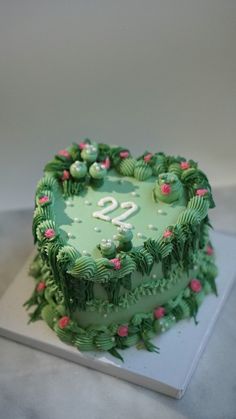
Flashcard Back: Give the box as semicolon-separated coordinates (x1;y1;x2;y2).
0;0;236;211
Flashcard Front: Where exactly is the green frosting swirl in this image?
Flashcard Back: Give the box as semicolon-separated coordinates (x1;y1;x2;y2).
119;158;137;176
68;256;97;279
134;162;152;181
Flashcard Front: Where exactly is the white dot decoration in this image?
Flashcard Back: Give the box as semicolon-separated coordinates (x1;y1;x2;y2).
137;232;146;239
157;209;167;215
131;191;139;197
82;250;91;256
148;224;157;230
74;217;82;223
84;200;92;206
94;227;101;233
152;273;157;279
67;232;73;238
103;314;108;318
66;200;74;207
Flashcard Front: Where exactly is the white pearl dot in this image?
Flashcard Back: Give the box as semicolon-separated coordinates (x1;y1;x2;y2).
137;232;146;239
131;191;139;197
84;200;91;206
94;227;101;232
157;209;167;215
66;200;74;206
67;232;73;238
152;274;157;279
82;250;91;256
104;314;107;318
74;218;82;223
148;224;157;230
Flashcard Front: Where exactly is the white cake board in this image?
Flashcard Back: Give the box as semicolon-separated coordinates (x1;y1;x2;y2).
0;231;236;399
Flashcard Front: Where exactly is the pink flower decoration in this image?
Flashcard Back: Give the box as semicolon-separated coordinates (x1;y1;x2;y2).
119;151;130;159
79;142;87;150
196;188;208;197
161;183;171;195
189;279;202;293
36;281;46;292
57;149;70;159
110;258;121;270
44;228;55;239
117;325;129;337
180;161;190;170
163;229;173;239
144;153;153;162
101;157;111;169
38;195;50;205
61;170;70;181
206;245;214;256
58;316;70;329
154;306;165;319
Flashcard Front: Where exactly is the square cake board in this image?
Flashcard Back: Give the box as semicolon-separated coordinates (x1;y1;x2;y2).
0;231;236;399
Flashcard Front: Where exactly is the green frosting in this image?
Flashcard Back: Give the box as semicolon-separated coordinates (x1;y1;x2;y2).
68;256;97;279
89;162;107;179
153;173;184;204
70;161;88;179
24;140;217;359
98;239;116;258
134;162;153;181
119;158;137;176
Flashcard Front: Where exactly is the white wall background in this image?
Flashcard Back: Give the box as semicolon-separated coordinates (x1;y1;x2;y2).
0;0;236;211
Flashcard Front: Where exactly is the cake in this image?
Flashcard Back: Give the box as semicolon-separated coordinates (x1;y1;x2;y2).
24;140;218;360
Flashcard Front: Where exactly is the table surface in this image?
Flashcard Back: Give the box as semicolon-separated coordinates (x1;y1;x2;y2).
1;185;236;419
